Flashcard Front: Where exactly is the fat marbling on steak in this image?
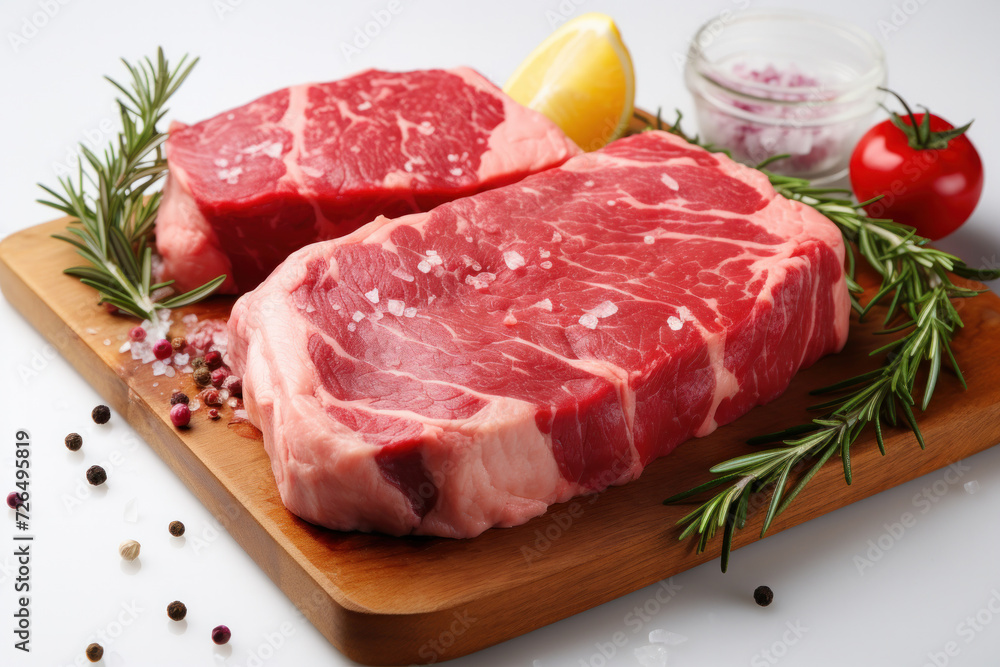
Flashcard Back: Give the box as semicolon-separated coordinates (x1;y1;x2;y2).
228;130;851;538
156;68;581;294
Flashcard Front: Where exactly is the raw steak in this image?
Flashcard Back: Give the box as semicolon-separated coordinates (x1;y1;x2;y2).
156;68;581;294
228;131;850;538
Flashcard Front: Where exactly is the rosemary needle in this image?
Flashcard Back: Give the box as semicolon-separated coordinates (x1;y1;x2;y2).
38;48;225;322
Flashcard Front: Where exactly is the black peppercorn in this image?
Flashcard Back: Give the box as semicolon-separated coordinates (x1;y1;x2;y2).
191;356;206;370
193;367;212;387
86;642;104;662
65;433;83;451
171;337;186;350
753;585;773;607
169;520;186;537
91;405;111;424
86;465;107;486
170;392;190;406
167;600;187;621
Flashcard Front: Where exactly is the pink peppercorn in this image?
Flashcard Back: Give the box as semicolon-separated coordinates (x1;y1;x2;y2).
208;409;220;420
103;302;119;315
6;492;22;509
129;326;147;342
201;389;221;406
170;403;191;428
210;368;228;387
222;375;242;398
204;350;223;369
153;339;173;360
211;625;231;645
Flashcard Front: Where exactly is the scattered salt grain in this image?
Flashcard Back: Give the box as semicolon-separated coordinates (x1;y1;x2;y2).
182;314;198;326
228;398;239;408
644;236;655;245
103;339;111;346
130;341;153;363
465;272;496;290
119;341;132;354
352;311;365;323
165;366;176;378
417;260;432;273
173;353;190;366
85;327;99;335
391;268;415;282
965;480;980;495
219;389;230;402
387;300;406;317
189;399;201;411
578;313;598;330
667;316;683;331
503;250;526;270
540;261;553;270
403;307;417;318
634;644;669;667
364;288;380;304
123;498;138;523
589;300;618;319
649;629;688;645
347;322;357;332
152;360;168;376
532;298;553;311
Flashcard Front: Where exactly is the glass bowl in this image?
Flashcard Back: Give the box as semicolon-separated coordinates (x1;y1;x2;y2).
684;9;887;182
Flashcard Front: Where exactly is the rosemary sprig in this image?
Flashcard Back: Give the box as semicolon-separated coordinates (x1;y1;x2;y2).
657;110;1000;571
38;48;225;322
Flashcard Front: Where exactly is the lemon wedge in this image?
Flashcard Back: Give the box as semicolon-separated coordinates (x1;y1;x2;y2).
504;13;635;151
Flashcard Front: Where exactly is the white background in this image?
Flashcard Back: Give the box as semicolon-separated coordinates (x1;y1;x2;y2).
1;0;999;665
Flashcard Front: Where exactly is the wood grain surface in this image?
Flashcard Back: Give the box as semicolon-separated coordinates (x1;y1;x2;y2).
3;207;1000;664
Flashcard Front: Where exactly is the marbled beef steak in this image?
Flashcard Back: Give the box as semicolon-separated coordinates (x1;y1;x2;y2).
156;68;581;294
228;130;850;538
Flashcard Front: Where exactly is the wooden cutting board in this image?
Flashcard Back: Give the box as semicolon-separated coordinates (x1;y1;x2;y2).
3;213;1000;665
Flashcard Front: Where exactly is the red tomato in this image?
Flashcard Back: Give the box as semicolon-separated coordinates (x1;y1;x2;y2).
849;111;983;240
